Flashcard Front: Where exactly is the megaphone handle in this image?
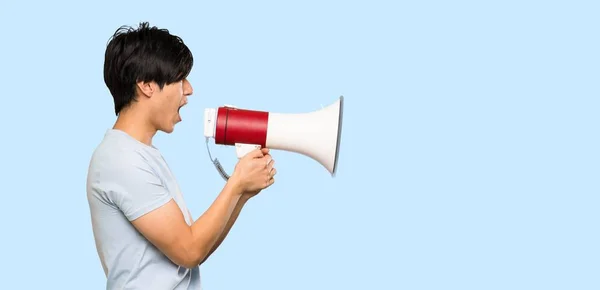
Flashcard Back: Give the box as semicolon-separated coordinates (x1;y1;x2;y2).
235;143;262;158
205;138;263;181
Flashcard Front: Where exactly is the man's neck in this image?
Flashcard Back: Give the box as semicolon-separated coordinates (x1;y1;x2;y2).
113;109;157;146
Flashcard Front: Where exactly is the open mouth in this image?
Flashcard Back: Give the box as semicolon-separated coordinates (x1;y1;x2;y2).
177;103;186;121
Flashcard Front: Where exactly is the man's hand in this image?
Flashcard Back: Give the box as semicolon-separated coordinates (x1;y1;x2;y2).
230;148;277;194
242;149;276;200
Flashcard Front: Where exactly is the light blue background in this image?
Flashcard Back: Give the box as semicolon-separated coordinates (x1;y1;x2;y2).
1;1;598;289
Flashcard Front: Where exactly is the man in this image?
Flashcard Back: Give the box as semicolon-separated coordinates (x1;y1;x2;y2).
86;22;276;289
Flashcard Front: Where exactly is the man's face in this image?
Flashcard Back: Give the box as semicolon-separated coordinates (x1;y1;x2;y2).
150;78;193;133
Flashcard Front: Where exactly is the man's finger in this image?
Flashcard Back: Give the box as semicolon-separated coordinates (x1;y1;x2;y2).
246;147;265;158
267;158;275;169
264;155;274;167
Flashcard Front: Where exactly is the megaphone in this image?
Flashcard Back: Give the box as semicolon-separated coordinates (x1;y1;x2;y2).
203;96;344;180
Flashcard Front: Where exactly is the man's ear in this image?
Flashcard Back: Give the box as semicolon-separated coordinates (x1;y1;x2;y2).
136;81;156;98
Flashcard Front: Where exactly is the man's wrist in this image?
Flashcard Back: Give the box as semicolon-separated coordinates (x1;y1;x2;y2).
239;192;252;202
225;176;245;197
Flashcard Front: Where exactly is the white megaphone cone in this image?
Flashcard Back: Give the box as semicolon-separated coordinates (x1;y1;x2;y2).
203;96;344;180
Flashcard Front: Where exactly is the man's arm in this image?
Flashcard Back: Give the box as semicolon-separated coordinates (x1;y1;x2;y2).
200;193;250;264
200;153;275;263
131;180;244;268
110;148;273;269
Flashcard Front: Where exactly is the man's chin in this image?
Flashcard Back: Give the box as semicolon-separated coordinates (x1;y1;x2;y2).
160;124;175;134
160;118;181;134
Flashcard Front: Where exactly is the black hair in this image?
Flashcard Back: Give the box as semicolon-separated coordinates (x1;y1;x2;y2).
103;22;194;115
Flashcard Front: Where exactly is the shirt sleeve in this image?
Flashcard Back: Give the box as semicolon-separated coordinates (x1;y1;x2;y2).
102;152;173;221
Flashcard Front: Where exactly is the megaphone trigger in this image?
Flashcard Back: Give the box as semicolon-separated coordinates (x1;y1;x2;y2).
235;143;262;159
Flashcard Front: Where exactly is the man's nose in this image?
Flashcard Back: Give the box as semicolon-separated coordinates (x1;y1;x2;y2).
184;79;193;96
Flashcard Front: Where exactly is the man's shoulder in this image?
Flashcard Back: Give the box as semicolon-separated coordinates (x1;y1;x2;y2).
86;130;174;220
87;130;163;180
91;131;140;164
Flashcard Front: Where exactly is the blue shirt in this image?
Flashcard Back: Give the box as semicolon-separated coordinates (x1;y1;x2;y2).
86;129;201;289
